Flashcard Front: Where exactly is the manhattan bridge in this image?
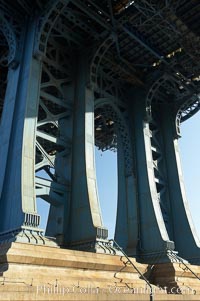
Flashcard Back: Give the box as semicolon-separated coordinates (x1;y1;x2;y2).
0;0;200;264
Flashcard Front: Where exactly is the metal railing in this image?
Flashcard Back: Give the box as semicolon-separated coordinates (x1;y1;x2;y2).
168;251;200;282
109;239;154;301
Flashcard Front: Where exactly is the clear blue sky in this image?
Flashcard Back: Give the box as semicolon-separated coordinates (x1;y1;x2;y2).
38;112;200;240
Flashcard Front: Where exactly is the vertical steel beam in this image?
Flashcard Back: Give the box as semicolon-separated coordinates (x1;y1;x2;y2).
69;54;108;250
0;67;21;202
127;89;174;262
115;135;138;255
160;106;200;263
45;81;74;245
0;18;43;242
126;87;200;263
0;13;20;208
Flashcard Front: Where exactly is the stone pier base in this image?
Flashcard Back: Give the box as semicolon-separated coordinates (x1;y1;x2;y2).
0;242;200;300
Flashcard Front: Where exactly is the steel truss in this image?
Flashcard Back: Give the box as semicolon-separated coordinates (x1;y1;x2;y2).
0;0;200;262
35;36;72;204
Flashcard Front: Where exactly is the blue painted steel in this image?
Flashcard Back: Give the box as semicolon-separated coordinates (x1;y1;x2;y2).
127;89;174;261
34;0;70;57
0;1;200;263
94;98;138;254
160;106;200;263
0;11;18;66
69;54;108;248
0;18;42;237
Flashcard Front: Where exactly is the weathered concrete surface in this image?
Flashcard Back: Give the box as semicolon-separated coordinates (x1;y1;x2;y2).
0;242;200;300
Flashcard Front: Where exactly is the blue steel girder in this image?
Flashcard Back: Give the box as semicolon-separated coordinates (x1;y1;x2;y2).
0;17;44;243
0;12;18;67
145;72;200;135
65;0;200;122
149;118;172;238
90;34;116;89
125;85;200;262
34;0;70;57
9;0;196;124
1;0;36;16
176;94;200;137
0;0;200;258
36;35;73;178
94;67;128;103
61;8;100;39
127;0;200;64
30;1;198;255
0;2;25;121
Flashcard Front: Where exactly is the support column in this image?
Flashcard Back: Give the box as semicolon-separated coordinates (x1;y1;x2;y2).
69;54;108;251
0;18;43;243
0;13;21;215
45;81;74;245
0;67;21;201
128;89;174;263
160;106;200;263
115;135;139;256
34;41;75;246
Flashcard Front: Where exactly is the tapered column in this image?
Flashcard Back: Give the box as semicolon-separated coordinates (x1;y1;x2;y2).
69;54;108;250
93;98;138;254
160;106;200;263
0;67;21;201
115;135;139;255
127;89;174;262
45;82;73;245
0;19;43;242
37;46;75;246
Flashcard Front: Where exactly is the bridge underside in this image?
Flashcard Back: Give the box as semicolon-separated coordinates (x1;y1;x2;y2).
0;0;200;264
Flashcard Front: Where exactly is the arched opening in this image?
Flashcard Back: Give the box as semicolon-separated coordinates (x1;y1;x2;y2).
35;169;50;232
95;147;117;238
179;111;200;238
94;104;118;238
94;99;134;245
